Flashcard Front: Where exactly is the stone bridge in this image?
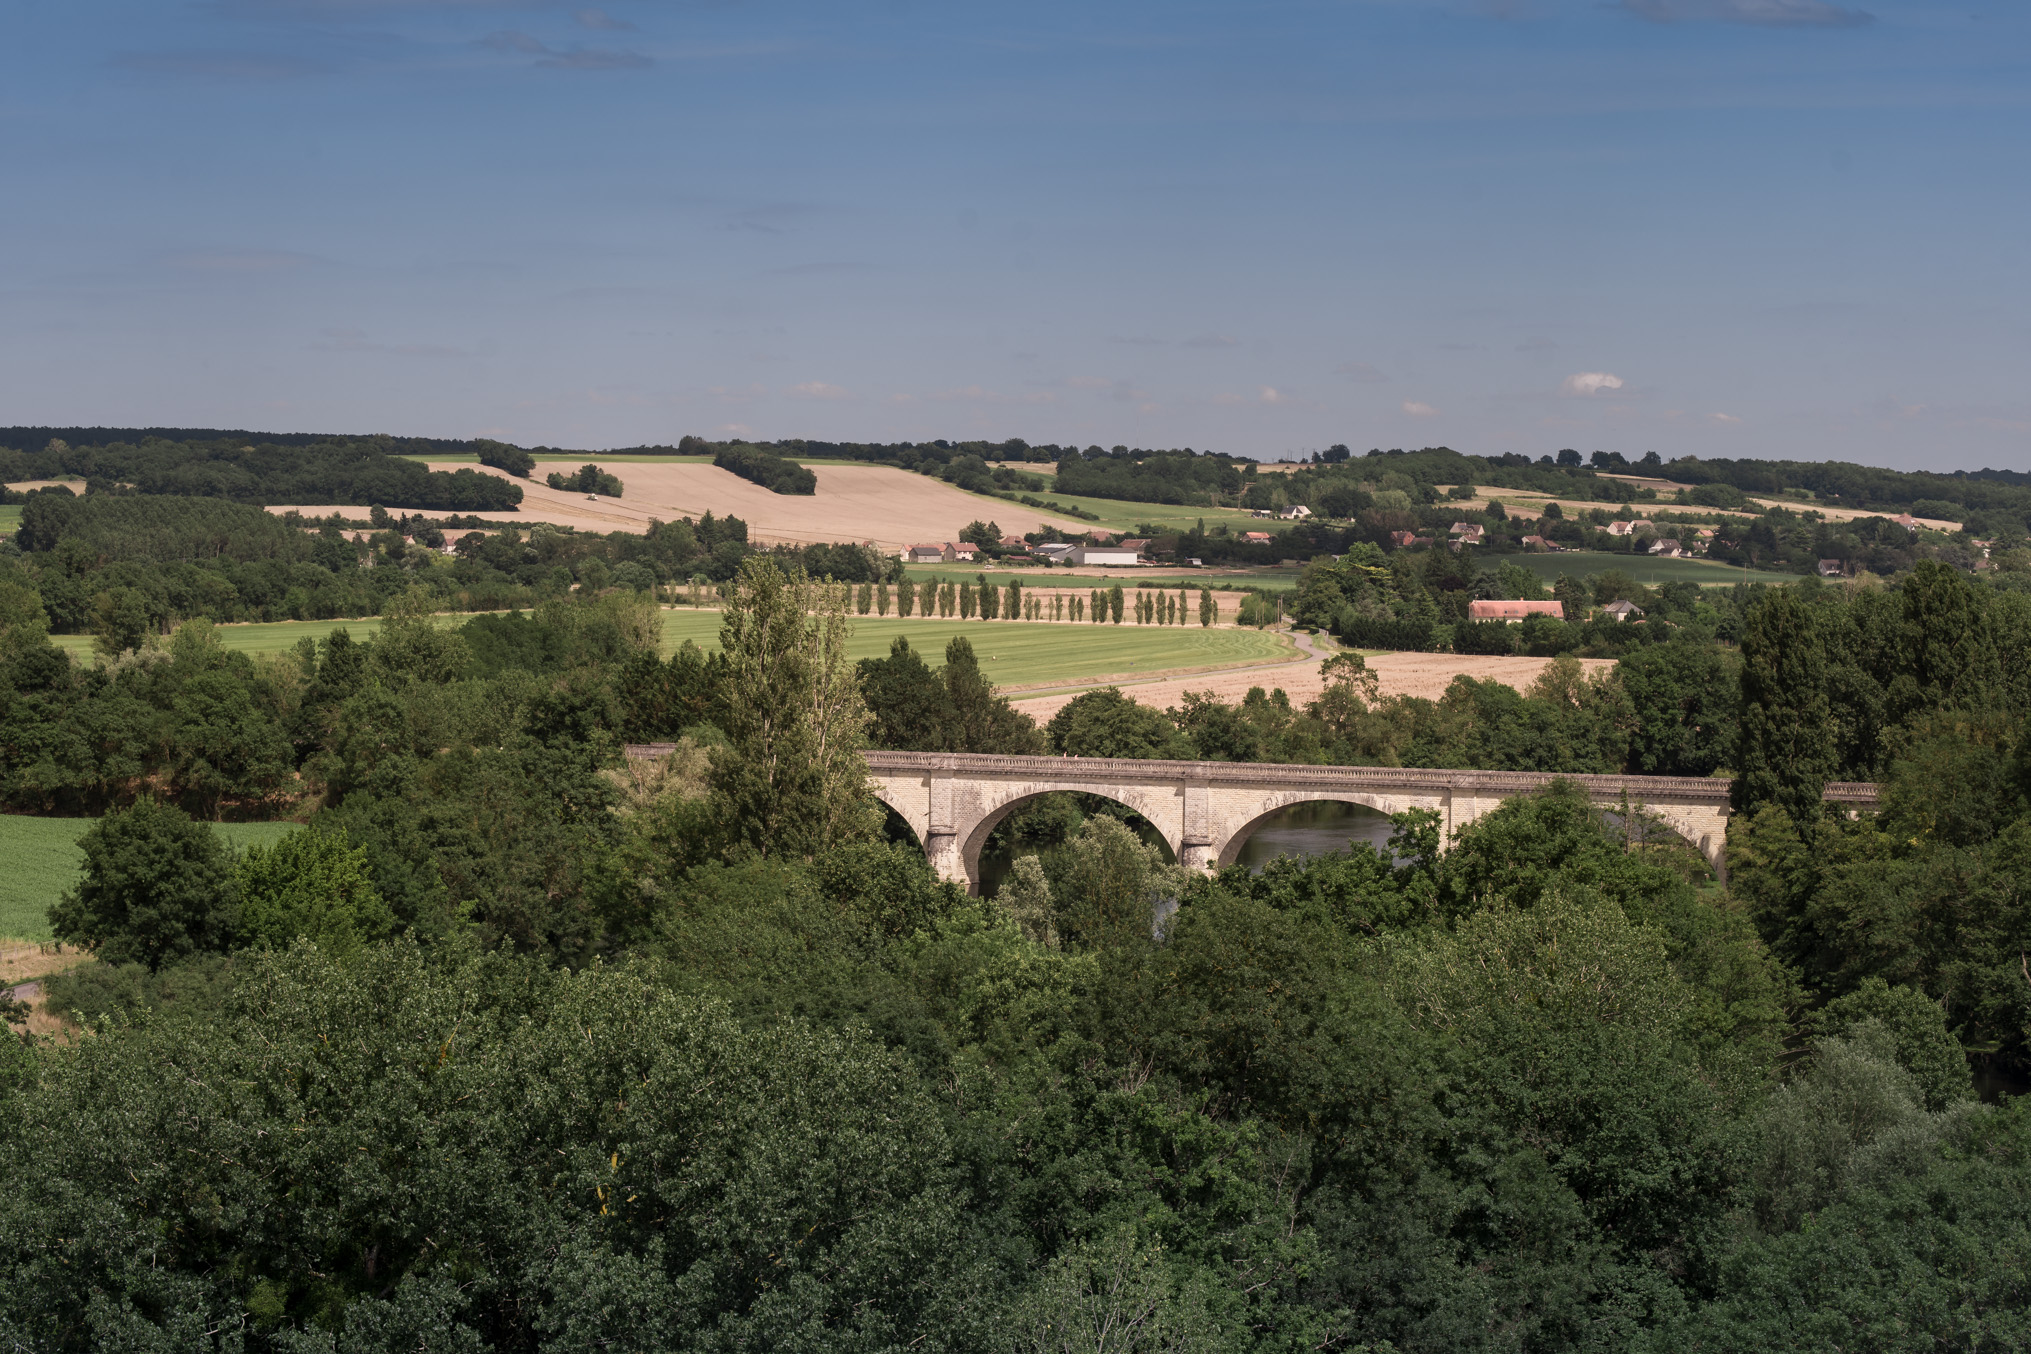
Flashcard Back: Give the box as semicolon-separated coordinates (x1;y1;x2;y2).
855;750;1881;893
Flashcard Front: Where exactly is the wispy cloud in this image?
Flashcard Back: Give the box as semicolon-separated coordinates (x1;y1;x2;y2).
787;381;851;401
1515;336;1558;353
1182;334;1239;349
1334;362;1387;383
310;326;463;356
1402;401;1439;417
114;50;327;80
574;7;635;31
1108;335;1166;347
161;249;321;273
481;30;651;69
1212;387;1286;406
1618;0;1873;27
1709;411;1742;424
1561;371;1625;396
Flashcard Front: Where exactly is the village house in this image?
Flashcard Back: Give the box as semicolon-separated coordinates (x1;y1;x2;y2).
1606;519;1655;538
1519;534;1552;551
1466;599;1566;623
1119;538;1152;555
1817;559;1846;578
907;544;945;564
1449;523;1486;544
1277;504;1312;521
942;542;978;563
1240;531;1274;545
1601;599;1645;622
1648;539;1688;558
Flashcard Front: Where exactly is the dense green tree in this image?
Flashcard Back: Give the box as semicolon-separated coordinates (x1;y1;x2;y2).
1047;687;1188;759
1735;586;1837;822
48;800;238;970
235;826;395;960
1618;638;1737;776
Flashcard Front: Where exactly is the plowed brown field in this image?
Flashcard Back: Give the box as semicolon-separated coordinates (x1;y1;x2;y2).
271;463;1094;550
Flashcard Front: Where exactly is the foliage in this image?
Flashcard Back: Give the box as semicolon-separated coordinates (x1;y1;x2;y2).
235;825;396;959
47;799;238;970
714;443;818;494
544;462;626;496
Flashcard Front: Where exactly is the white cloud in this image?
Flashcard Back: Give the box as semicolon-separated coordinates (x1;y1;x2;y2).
1257;386;1283;405
1620;0;1873;27
1402;401;1439;417
787;381;850;400
1709;411;1742;425
1561;371;1625;396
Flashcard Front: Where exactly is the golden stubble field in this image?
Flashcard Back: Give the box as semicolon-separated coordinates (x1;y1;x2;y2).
1010;651;1617;722
273;463;1096;550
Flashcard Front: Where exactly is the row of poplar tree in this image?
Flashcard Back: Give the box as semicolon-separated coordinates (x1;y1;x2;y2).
823;575;1222;625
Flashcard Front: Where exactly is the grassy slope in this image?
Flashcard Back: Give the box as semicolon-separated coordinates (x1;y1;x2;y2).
0;818;299;943
657;609;1293;688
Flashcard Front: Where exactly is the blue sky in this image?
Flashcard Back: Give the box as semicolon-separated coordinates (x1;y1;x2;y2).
2;0;2025;469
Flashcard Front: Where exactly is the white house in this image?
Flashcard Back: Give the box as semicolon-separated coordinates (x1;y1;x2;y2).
1277;504;1312;521
1606;519;1655;538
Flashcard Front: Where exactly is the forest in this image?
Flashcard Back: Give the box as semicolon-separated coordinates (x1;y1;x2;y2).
3;492;890;638
2;540;2028;1350
0;434;521;512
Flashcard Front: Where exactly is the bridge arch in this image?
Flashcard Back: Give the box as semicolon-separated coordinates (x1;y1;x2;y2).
961;787;1181;895
1213;794;1399;870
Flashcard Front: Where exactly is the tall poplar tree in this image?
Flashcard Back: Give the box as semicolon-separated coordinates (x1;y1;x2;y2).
710;558;872;860
1735;587;1837;825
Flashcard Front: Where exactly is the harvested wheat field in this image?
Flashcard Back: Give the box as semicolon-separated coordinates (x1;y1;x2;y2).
274;463;1093;551
1011;649;1616;723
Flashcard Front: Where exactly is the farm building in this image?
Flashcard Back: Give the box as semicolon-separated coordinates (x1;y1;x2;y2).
1069;545;1140;566
1466;600;1566;623
907;544;944;563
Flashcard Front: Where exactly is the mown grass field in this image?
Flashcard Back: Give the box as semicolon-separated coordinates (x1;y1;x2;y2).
49;609;1294;691
51;616;391;659
0;504;20;536
657;609;1295;688
1504;550;1796;587
0;817;300;942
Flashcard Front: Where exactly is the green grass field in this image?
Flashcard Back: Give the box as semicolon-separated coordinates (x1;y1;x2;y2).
48;608;1293;691
1504;551;1796;588
51;616;392;659
0;817;300;942
657;609;1294;687
0;504;20;536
